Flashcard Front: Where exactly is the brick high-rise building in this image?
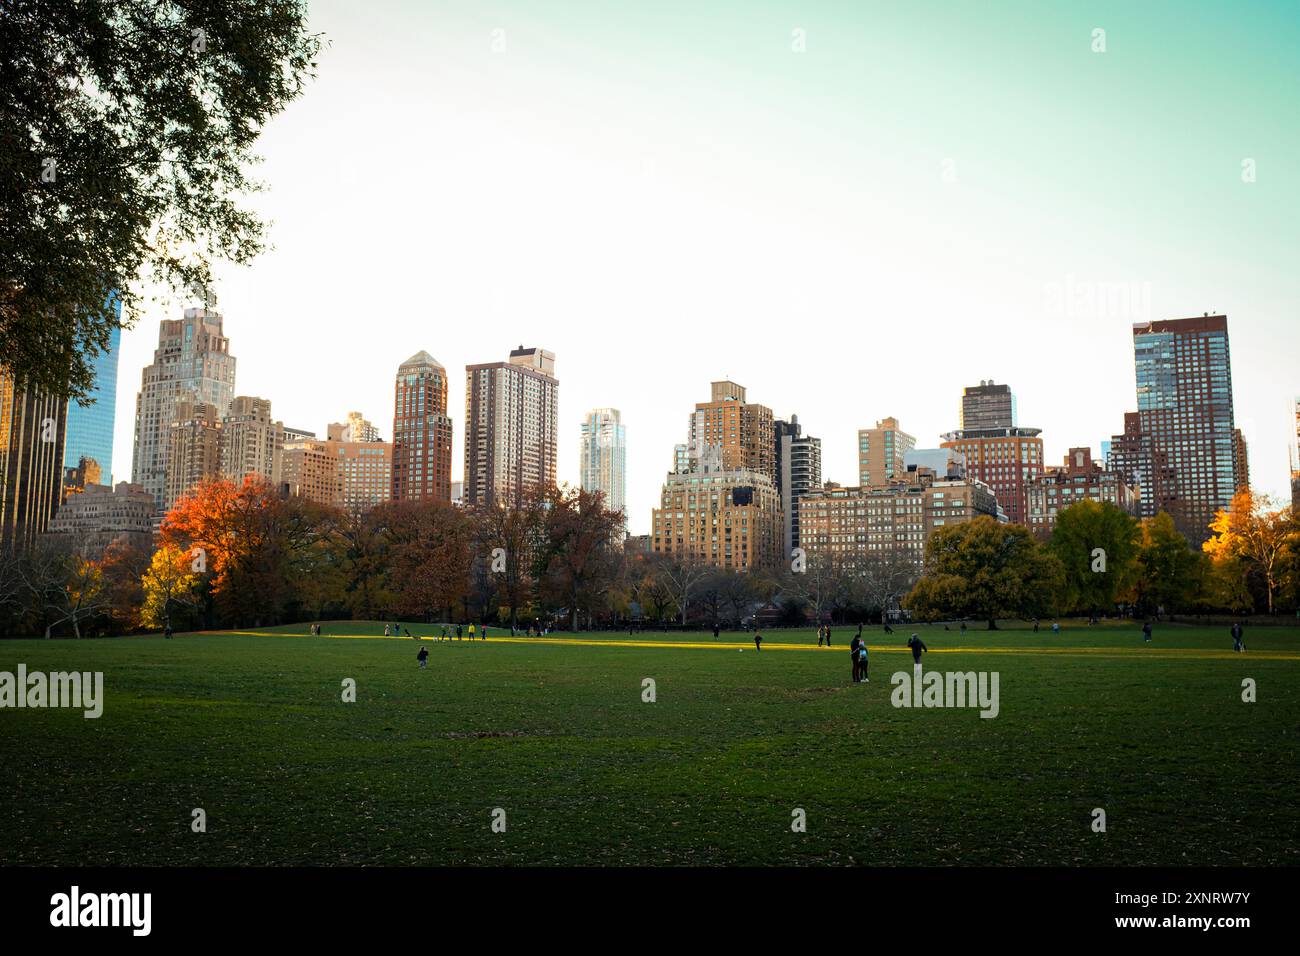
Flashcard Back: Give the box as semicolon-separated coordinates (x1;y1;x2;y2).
687;380;776;485
132;304;236;510
0;368;68;550
1232;428;1249;493
859;416;915;487
392;351;453;503
1108;411;1174;519
1026;447;1138;538
651;446;783;572
1128;315;1240;543
941;383;1042;525
220;396;283;486
282;437;392;518
464;347;559;507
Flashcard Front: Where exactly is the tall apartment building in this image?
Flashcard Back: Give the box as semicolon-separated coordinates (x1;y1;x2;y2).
392;351;453;503
651;446;783;572
941;382;1043;525
46;481;156;556
1232;428;1250;493
687;380;776;484
799;469;999;570
1025;447;1138;538
333;439;393;517
776;416;821;557
132;305;236;510
220;396;283;486
1124;315;1239;544
579;407;627;524
0;368;68;550
64;302;120;487
859;417;916;487
328;411;381;444
464;346;559;507
164;400;222;509
281;439;339;507
960;381;1017;430
1108;410;1174;519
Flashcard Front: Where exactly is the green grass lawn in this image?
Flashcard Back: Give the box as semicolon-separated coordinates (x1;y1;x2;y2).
2;621;1296;866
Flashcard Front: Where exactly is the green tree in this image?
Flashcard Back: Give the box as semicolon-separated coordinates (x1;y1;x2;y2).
1129;512;1198;617
1;1;320;401
1048;499;1139;615
905;517;1064;629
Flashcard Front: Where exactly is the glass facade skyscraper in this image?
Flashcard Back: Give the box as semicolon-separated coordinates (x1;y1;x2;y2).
1132;314;1237;543
64;296;122;483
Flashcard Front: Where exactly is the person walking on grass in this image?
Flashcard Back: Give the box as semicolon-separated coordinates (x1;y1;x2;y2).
1142;620;1153;643
713;623;720;640
754;629;763;652
1232;621;1245;653
384;624;390;637
907;633;927;669
417;645;428;668
817;624;824;647
482;625;488;641
857;640;869;683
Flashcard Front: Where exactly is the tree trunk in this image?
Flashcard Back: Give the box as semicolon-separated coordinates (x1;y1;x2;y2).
987;618;998;630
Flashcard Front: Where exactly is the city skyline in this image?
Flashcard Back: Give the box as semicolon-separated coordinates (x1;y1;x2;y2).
103;0;1298;534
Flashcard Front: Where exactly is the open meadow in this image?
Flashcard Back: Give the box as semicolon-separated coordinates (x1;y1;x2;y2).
2;620;1297;866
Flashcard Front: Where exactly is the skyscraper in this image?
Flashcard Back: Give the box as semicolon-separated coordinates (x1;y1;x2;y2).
579;408;627;526
391;351;453;503
941;382;1043;526
687;380;776;484
163;399;222;510
776;416;821;556
859;417;916;487
63;298;121;486
221;396;283;486
1129;314;1239;543
960;381;1017;431
0;368;67;550
464;347;559;507
132;303;236;510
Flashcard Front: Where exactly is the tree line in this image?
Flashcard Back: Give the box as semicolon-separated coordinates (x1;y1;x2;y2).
3;481;1297;637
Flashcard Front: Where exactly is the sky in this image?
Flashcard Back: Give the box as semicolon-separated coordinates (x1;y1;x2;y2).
109;0;1300;534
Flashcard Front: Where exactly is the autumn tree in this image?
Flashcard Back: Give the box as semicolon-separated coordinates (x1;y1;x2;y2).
536;486;624;630
905;517;1064;629
472;490;547;628
378;499;472;622
140;543;202;631
1202;490;1294;614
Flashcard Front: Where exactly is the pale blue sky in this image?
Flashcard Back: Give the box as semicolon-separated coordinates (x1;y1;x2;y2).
111;0;1300;530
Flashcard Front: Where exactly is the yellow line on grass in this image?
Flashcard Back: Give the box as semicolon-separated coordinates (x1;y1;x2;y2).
211;630;1300;661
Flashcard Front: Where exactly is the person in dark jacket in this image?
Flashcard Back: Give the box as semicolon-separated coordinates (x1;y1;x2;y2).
907;633;927;666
